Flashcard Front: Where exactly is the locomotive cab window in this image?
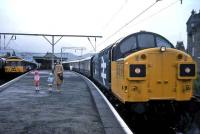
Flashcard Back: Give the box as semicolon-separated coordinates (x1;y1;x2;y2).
120;36;137;53
156;36;172;48
138;33;155;48
8;61;21;66
112;32;174;61
112;35;137;61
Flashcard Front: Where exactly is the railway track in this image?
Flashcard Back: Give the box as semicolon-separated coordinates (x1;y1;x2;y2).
99;85;200;134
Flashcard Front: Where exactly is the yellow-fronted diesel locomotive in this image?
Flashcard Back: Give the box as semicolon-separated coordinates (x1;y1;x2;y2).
4;56;37;76
63;31;197;130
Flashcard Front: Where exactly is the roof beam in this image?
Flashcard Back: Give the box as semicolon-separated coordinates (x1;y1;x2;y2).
0;33;102;38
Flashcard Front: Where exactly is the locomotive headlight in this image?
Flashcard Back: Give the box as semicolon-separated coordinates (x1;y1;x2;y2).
160;46;166;52
185;67;191;74
135;68;141;74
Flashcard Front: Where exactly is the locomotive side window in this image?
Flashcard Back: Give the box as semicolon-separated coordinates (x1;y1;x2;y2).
138;34;155;48
120;36;137;53
156;36;172;48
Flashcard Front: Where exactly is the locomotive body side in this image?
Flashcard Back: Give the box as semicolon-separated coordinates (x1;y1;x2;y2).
92;46;112;90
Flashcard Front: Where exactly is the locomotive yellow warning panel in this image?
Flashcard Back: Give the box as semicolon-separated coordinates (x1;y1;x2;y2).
111;48;196;103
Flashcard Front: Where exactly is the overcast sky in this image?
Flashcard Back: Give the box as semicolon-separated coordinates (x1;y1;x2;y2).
0;0;199;54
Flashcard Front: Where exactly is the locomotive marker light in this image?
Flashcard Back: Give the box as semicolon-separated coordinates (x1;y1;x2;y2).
177;54;183;60
141;54;146;60
160;46;166;52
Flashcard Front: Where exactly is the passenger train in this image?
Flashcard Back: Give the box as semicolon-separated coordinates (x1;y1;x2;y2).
63;31;197;130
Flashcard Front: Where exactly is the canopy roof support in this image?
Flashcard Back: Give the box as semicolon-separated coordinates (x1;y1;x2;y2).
0;33;102;72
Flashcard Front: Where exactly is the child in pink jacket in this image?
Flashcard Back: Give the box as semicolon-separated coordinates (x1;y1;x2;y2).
34;70;40;93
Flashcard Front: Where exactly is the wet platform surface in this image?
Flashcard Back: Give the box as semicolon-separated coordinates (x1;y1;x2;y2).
0;71;107;134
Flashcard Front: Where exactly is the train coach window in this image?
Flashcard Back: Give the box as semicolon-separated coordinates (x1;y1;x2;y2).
138;34;155;48
120;36;137;53
156;36;172;48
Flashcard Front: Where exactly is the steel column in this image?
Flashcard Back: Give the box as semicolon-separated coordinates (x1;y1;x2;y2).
61;48;63;63
4;35;5;49
0;35;1;50
52;36;55;73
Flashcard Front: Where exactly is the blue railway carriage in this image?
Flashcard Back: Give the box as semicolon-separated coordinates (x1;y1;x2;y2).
62;62;70;70
67;60;80;72
63;57;92;77
79;57;92;77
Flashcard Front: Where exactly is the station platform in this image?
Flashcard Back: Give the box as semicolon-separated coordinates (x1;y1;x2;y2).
0;70;130;134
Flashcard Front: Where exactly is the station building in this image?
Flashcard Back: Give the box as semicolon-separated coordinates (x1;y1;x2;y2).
33;52;67;69
187;10;200;74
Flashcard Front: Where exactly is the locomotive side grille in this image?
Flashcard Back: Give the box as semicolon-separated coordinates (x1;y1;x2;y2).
117;62;124;79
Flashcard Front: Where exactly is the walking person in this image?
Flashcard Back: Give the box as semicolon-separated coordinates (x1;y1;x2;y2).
34;69;40;93
47;72;54;93
54;61;64;92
